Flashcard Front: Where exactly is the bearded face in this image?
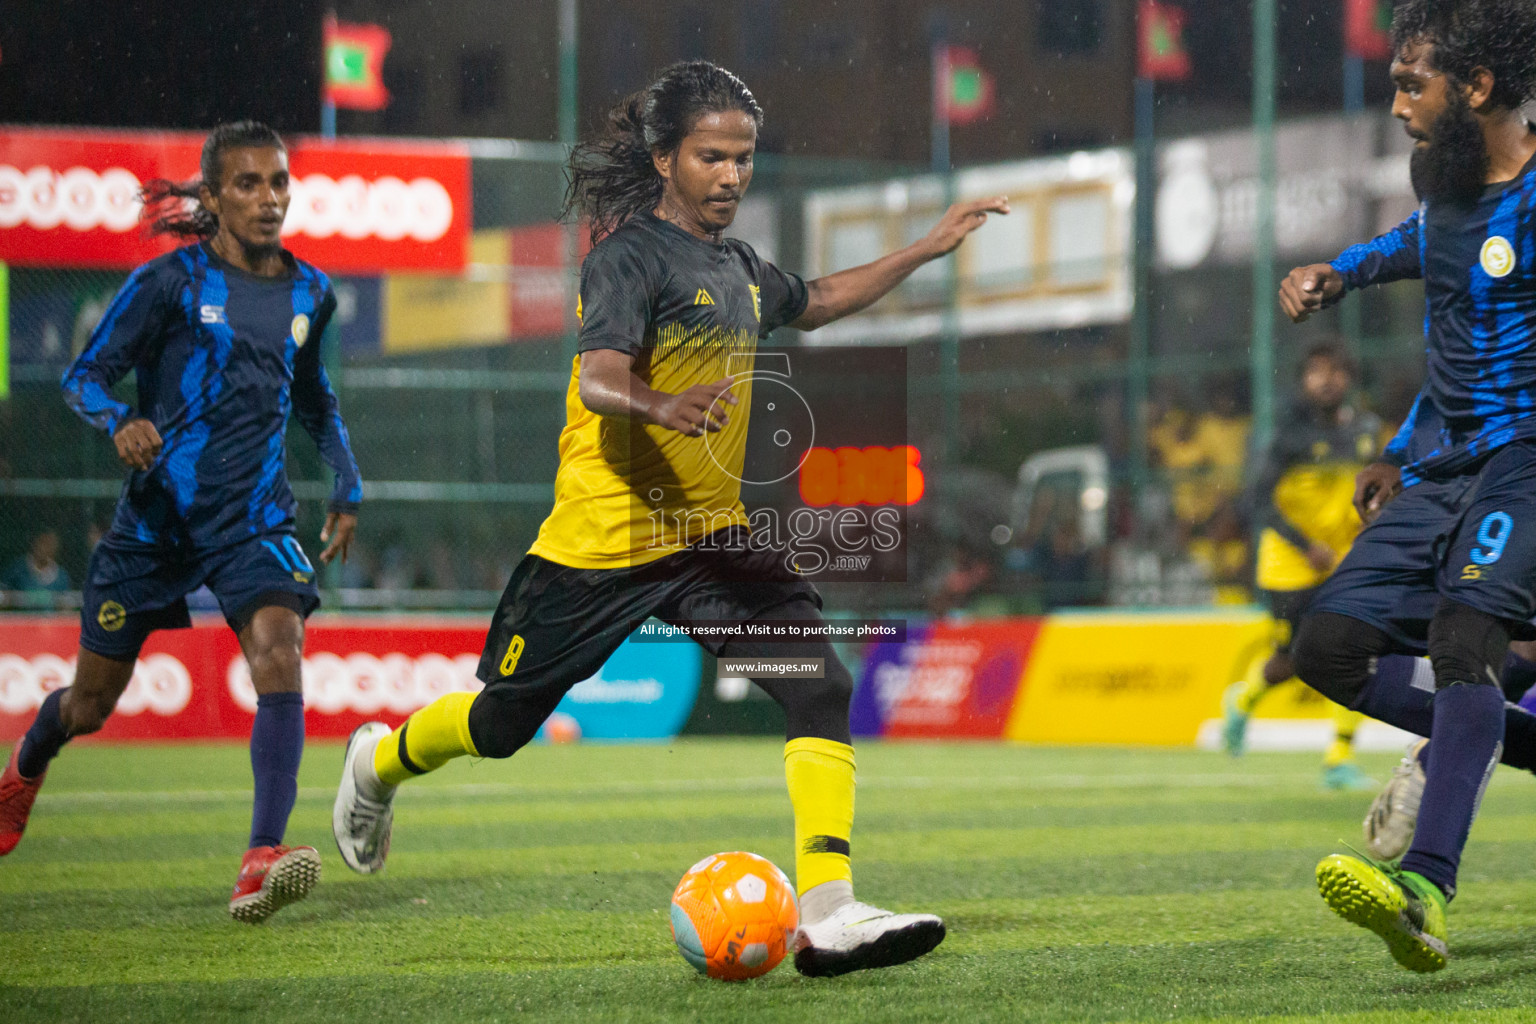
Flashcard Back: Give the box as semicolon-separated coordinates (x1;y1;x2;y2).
1409;81;1492;206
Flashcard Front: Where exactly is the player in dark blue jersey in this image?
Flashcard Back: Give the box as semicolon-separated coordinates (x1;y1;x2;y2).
0;121;362;924
1276;0;1536;972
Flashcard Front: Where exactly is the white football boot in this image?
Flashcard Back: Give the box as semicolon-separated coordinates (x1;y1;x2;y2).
1363;738;1428;862
333;721;396;874
793;901;946;977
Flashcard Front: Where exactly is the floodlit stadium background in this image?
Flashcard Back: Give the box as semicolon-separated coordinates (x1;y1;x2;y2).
0;0;1430;749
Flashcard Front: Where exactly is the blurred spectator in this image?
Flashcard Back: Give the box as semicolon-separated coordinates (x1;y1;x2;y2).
1015;488;1062;553
1150;384;1250;532
926;543;995;618
375;544;421;591
1149;400;1209;527
1123;380;1255;607
997;482;1107;610
1034;515;1097;609
427;540;462;590
3;530;72;594
1198;382;1250;504
335;544;378;589
1186;501;1251;605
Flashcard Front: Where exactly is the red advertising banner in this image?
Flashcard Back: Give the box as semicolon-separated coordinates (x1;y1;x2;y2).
508;222;575;338
0;617;488;744
0;127;470;272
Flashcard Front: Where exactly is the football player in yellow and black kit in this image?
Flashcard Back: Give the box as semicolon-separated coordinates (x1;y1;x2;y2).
1224;342;1386;789
332;61;1008;977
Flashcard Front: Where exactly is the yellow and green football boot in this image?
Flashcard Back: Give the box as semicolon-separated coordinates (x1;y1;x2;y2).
1316;853;1448;972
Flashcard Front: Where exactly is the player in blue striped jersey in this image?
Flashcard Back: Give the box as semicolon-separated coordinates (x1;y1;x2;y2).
1276;0;1536;972
0;122;362;923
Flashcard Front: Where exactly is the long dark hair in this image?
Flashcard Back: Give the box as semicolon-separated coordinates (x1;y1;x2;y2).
564;60;763;245
1392;0;1536;108
141;120;287;238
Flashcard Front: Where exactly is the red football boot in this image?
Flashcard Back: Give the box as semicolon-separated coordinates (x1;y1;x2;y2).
0;743;46;856
228;844;322;923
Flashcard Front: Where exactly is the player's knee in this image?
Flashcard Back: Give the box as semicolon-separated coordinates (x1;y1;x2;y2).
1291;612;1382;708
816;655;855;712
1427;600;1512;691
776;653;853;741
466;689;548;759
247;638;304;693
789;653;853;709
60;689;116;735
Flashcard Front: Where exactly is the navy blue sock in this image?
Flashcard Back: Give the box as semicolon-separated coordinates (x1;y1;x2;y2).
1399;683;1505;900
1353;656;1536;772
1500;651;1536;702
249;691;305;850
1353;655;1436;733
17;688;71;779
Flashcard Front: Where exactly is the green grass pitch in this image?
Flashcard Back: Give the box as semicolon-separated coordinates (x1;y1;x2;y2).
3;739;1536;1023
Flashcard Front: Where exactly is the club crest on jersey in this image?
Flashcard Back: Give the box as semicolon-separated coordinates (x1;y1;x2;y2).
1481;235;1516;278
97;600;127;632
695;288;715;306
749;285;761;322
292;314;310;347
199;304;226;325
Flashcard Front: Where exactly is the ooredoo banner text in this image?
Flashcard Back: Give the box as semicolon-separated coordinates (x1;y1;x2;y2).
0;127;470;272
0;617;700;743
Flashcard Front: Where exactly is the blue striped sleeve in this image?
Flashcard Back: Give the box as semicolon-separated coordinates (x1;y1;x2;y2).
1381;390;1424;467
60;264;165;436
1331;210;1423;290
292;288;363;513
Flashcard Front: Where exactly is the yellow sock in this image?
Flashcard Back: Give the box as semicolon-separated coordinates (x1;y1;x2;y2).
784;737;855;895
374;691;480;787
1324;703;1364;768
1234;653;1272;715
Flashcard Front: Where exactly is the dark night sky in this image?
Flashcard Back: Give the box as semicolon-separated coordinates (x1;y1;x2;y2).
0;1;1397;138
0;1;325;132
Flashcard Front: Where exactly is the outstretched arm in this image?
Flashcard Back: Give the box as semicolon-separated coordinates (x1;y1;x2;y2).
791;196;1010;330
1279;211;1422;323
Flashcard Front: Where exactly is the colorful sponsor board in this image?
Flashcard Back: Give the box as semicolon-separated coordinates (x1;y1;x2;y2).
377;224;591;352
0;127;470;272
0;617;698;743
855;609;1277;745
1004;609;1273;745
382;230;512;351
551;631;700;741
852;619;1041;738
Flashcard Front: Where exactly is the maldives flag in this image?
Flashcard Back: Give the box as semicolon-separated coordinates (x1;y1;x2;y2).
1345;0;1394;60
323;14;392;111
1138;0;1191;82
933;45;995;126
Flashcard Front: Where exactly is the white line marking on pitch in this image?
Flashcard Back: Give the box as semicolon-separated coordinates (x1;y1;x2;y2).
38;772;1295;805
